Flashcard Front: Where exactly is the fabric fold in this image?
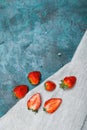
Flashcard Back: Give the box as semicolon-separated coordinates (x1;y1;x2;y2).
0;30;87;130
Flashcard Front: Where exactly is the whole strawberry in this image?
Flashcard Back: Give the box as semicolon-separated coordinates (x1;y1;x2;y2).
43;98;62;114
44;81;56;91
13;85;29;99
60;76;77;89
27;71;41;85
27;93;41;112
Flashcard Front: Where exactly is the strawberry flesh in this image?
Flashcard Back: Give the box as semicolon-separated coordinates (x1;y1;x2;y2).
43;98;62;114
27;93;41;112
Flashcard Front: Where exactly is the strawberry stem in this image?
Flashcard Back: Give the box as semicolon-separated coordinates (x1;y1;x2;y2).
43;108;46;112
60;80;68;90
32;109;38;113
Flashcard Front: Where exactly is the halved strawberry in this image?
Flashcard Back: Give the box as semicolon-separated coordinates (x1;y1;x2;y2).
60;76;77;89
43;98;62;114
27;93;41;112
13;85;29;99
27;71;41;85
44;81;56;91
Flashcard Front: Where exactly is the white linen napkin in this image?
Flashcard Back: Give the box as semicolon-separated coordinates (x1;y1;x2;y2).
0;30;87;130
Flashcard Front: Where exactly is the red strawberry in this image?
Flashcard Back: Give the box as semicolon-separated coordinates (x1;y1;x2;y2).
13;85;29;99
27;71;41;85
60;76;77;89
44;81;56;91
43;98;62;114
27;93;41;112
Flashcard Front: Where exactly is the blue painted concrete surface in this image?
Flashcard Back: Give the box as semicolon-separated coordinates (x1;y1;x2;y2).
0;0;87;117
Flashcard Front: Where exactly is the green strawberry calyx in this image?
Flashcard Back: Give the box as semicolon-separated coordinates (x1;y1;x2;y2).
60;80;68;89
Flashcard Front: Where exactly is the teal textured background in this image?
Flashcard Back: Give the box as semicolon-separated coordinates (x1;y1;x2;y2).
0;0;87;117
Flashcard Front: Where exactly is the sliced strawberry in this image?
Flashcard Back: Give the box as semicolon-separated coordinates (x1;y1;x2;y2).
44;81;56;91
13;85;29;99
60;76;77;89
27;71;41;85
27;93;41;112
43;98;62;114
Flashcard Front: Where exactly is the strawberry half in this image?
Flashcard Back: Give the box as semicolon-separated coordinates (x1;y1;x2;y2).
13;85;29;99
27;93;41;112
60;76;77;89
27;71;41;85
44;81;56;91
43;98;62;114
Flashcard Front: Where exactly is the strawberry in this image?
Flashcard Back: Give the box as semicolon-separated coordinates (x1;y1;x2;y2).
13;85;29;99
60;76;77;89
27;93;41;112
43;98;62;114
27;71;41;85
44;81;56;91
